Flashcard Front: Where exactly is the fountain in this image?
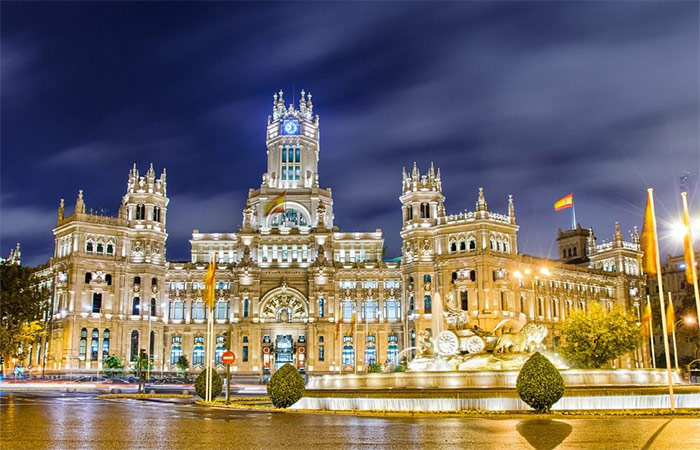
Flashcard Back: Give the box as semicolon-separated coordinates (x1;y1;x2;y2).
291;307;700;412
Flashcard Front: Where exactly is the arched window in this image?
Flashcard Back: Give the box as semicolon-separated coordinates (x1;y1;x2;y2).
170;336;182;365
149;330;155;359
215;335;226;366
501;291;508;311
85;272;92;284
342;336;354;367
387;335;399;365
552;299;558;318
105;274;112;285
151;277;158;287
364;335;377;364
86;241;94;252
79;328;87;361
503;241;509;253
96;243;104;253
150;298;156;316
106;243;114;255
92;293;102;313
132;297;140;315
130;330;139;362
470;270;476;282
537;298;544;317
362;299;377;320
102;329;110;358
490;238;496;250
192;336;205;367
424;295;432;314
134;276;141;285
497;240;502;251
269;207;309;228
318;298;325;318
469;239;476;250
91;328;99;361
423;274;431;283
243;298;249;318
450;242;457;253
459;241;466;251
409;296;415;314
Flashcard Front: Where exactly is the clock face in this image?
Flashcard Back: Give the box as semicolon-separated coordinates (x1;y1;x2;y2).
282;119;300;135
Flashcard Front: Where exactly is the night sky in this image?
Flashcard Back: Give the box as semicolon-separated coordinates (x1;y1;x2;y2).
2;2;699;266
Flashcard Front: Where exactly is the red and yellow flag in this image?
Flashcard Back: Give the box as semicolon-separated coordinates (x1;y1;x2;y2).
640;190;658;276
264;192;286;217
666;300;676;335
335;303;343;333
641;300;653;337
554;193;574;211
682;206;697;284
204;257;216;311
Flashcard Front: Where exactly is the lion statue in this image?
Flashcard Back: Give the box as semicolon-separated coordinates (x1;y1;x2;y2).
494;323;548;353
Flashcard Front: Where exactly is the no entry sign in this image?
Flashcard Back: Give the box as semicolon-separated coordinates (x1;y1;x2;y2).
222;350;236;365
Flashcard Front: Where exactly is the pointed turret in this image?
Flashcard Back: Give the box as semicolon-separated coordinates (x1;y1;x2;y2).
614;221;623;245
508;195;515;222
476;187;488;212
58;198;65;222
75;190;86;214
588;227;596;255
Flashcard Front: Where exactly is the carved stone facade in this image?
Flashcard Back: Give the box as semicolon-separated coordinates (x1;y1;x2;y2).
39;91;648;376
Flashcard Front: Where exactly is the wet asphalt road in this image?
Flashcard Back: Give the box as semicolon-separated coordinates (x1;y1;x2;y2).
1;392;699;450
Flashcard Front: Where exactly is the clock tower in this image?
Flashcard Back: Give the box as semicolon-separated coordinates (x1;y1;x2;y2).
264;89;320;190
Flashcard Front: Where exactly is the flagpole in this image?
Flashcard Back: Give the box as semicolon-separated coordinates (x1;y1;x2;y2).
669;292;679;372
648;188;675;411
681;192;700;342
571;194;576;230
647;296;656;368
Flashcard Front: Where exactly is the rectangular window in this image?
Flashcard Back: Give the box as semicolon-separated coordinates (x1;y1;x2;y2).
282;147;287;162
281;167;287;180
302;245;308;261
461;291;468;310
295;166;300;180
243;346;249;362
295;148;300;162
318;345;325;361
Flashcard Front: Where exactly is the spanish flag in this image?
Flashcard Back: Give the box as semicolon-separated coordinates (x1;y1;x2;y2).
640;189;658;276
666;300;675;335
641;300;653;337
335;303;342;333
204;257;216;311
554;193;574;211
264;192;286;217
682;204;697;284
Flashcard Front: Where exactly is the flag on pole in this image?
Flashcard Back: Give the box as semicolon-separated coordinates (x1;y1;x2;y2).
641;300;653;337
640;191;658;276
204;258;216;311
682;205;697;284
666;300;675;335
264;192;286;217
335;303;342;333
553;193;574;211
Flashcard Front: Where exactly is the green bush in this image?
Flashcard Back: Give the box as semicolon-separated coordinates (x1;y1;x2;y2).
266;363;305;408
367;362;383;373
194;368;223;399
516;352;565;413
102;355;125;377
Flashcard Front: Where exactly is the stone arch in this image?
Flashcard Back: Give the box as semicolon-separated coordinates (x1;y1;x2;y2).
259;285;309;322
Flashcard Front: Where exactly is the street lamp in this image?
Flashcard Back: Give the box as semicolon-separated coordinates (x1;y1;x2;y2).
672;315;698;372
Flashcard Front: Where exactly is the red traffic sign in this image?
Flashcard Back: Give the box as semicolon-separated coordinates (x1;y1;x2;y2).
222;351;236;365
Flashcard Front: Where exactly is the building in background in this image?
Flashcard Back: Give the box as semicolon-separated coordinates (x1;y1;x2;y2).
35;91;647;376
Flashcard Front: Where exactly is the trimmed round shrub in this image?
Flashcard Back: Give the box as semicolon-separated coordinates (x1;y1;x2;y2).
516;352;565;413
367;362;383;373
267;363;305;408
195;368;223;399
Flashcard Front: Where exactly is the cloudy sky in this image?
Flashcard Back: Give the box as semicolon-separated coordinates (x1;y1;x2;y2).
2;2;698;266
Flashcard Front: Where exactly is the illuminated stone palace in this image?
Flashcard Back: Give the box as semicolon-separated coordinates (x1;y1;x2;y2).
37;91;648;376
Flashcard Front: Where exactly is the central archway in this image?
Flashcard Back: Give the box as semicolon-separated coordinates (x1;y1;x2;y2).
259;285;309;322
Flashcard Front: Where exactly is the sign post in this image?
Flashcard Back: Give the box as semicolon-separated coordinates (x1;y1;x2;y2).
222;350;235;405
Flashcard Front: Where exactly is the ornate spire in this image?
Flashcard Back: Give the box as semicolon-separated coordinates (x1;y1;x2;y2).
631;225;640;244
476;187;488;212
508;194;515;221
75;190;85;214
588;227;596;255
614;221;623;245
58;198;65;222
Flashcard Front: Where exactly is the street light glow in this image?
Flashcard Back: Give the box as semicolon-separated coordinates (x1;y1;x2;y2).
540;267;551;277
513;270;523;279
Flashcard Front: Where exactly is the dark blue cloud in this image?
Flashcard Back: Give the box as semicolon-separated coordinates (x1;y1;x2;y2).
1;1;698;266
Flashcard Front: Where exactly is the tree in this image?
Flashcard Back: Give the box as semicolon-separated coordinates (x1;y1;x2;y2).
175;355;190;380
367;361;383;373
559;303;641;368
267;363;305;408
516;352;565;413
102;355;125;377
195;368;222;399
0;263;48;375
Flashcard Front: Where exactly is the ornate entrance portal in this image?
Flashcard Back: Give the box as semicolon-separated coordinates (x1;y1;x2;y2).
275;335;294;370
